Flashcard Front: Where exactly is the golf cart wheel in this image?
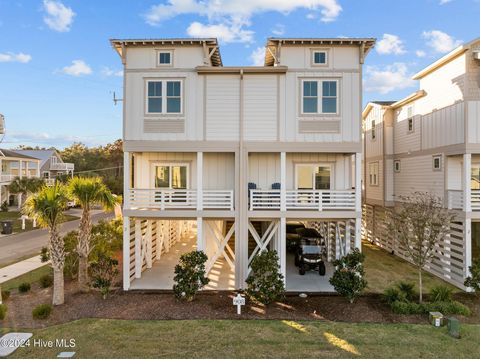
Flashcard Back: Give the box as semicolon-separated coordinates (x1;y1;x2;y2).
294;254;300;267
318;262;326;276
299;267;306;275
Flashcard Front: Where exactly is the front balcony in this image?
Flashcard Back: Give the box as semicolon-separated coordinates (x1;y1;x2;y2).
447;189;480;211
50;162;74;171
127;188;234;210
249;189;356;211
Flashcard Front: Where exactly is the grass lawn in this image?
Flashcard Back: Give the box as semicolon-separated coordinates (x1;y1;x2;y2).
0;265;52;291
363;240;459;294
1;319;478;358
0;211;78;234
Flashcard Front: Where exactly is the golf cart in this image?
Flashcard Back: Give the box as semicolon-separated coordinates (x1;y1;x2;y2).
286;222;306;252
294;227;327;276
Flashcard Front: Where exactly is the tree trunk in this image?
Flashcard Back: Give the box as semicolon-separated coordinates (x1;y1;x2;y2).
53;267;64;306
419;267;423;303
77;207;92;292
49;226;65;306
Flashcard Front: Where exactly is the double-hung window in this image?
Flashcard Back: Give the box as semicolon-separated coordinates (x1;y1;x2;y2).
147;80;182;114
369;162;379;186
302;79;338;114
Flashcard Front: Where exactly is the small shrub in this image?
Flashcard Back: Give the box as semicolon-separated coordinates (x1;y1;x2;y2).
0;201;8;212
430;285;453;303
32;304;52;320
1;290;10;301
391;300;425;315
89;254;119;299
396;281;416;302
18;282;31;293
0;304;6;320
390;300;470;316
465;258;480;293
173;250;209;302
246;250;285;305
39;274;54;288
383;287;406;305
40;246;50;263
329;249;367;303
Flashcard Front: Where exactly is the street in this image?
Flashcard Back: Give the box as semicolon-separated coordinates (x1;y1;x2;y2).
0;210;114;267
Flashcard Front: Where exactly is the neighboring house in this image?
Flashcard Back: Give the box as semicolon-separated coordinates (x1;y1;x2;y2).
0;149;41;207
12;149;74;184
112;36;375;291
363;38;480;289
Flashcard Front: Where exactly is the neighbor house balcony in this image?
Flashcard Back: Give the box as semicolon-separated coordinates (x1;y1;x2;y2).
50;162;74;171
127;188;234;211
249;189;356;211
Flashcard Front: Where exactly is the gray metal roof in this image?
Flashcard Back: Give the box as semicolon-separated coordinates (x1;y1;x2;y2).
0;149;39;160
11;149;57;166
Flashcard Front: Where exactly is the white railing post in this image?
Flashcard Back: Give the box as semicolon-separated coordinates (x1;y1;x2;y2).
134;220;142;278
318;191;323;211
249;190;253;211
197;152;203;211
463;153;471;212
280;152;286;212
123;152;130;209
230;190;234;211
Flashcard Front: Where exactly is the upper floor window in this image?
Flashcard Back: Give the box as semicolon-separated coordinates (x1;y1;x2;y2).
432;155;442;171
312;50;327;65
371;120;376;140
407;118;414;133
369;162;379;186
301;79;338;115
394;160;401;173
146;80;182;114
157;50;173;66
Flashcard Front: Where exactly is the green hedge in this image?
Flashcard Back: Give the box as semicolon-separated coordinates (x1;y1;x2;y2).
390;300;471;316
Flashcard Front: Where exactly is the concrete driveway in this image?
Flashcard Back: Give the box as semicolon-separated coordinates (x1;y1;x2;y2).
0;210;114;267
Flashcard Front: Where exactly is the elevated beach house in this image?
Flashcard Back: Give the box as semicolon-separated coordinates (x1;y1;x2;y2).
363;38;480;289
112;37;375;291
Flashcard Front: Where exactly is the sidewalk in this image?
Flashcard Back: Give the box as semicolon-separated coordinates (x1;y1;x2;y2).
0;255;48;284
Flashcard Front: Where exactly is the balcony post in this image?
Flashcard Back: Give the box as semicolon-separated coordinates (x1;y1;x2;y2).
197;152;203;210
355;153;361;212
25;161;29;177
36;161;40;178
463;153;471;212
197;217;204;251
123;151;130;209
123;216;131;290
19;160;23;179
280;152;286;211
279;217;286;282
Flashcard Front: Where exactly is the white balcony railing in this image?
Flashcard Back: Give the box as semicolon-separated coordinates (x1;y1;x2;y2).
249;189;356;211
0;174;16;183
50;162;74;171
127;189;234;210
447;189;480;211
472;190;480;211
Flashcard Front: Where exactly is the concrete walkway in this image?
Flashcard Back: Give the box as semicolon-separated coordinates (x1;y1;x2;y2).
0;255;48;284
0;210;113;267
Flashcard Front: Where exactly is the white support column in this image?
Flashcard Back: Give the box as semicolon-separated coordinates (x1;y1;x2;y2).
17;193;22;209
355;153;362;212
124;152;130;209
465;218;472;284
279;217;286;282
134;220;142;278
197;217;204;251
156;220;162;260
355;217;362;251
345;221;351;254
123;216;131;290
19;160;23;179
146;221;153;269
25;161;29;178
280;152;286;212
463;153;471;213
197;152;203;211
36;161;40;178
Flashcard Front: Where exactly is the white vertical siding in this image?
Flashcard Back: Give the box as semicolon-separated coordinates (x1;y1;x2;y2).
364;106;383;158
203;153;235;190
467;101;480;143
205;75;240;141
243;75;278;141
447;156;462;190
394;106;421;154
421;102;464;149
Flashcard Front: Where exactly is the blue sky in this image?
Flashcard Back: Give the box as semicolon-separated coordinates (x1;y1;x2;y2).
0;0;477;148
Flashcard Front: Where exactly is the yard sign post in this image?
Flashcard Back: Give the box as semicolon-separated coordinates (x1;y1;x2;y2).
233;293;245;315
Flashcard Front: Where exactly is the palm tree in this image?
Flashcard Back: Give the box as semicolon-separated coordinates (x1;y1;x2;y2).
8;176;45;207
68;177;119;291
23;184;68;305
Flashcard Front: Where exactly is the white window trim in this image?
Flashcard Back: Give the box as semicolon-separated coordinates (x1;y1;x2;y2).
371;120;376;140
432;155;442;171
151;162;190;189
369;162;379;186
407;117;414;134
300;79;340;116
156;49;174;67
42;171;50;179
311;48;329;67
394;160;401;173
294;163;335;190
145;79;184;116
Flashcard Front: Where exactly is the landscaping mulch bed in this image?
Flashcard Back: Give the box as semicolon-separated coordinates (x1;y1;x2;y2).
2;280;479;329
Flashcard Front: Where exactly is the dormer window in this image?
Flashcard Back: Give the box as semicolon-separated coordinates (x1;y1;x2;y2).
157;50;173;66
312;50;328;66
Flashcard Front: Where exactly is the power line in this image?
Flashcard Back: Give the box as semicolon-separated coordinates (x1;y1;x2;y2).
74;165;123;174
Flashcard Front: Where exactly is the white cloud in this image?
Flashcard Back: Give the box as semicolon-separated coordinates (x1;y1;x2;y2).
249;47;265;66
61;60;92;76
187;21;254;43
376;34;406;55
439;0;453;4
101;67;123;77
0;52;32;63
415;50;426;58
422;30;461;54
43;0;75;32
364;63;416;94
272;24;285;36
145;0;341;43
5;131;110;148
